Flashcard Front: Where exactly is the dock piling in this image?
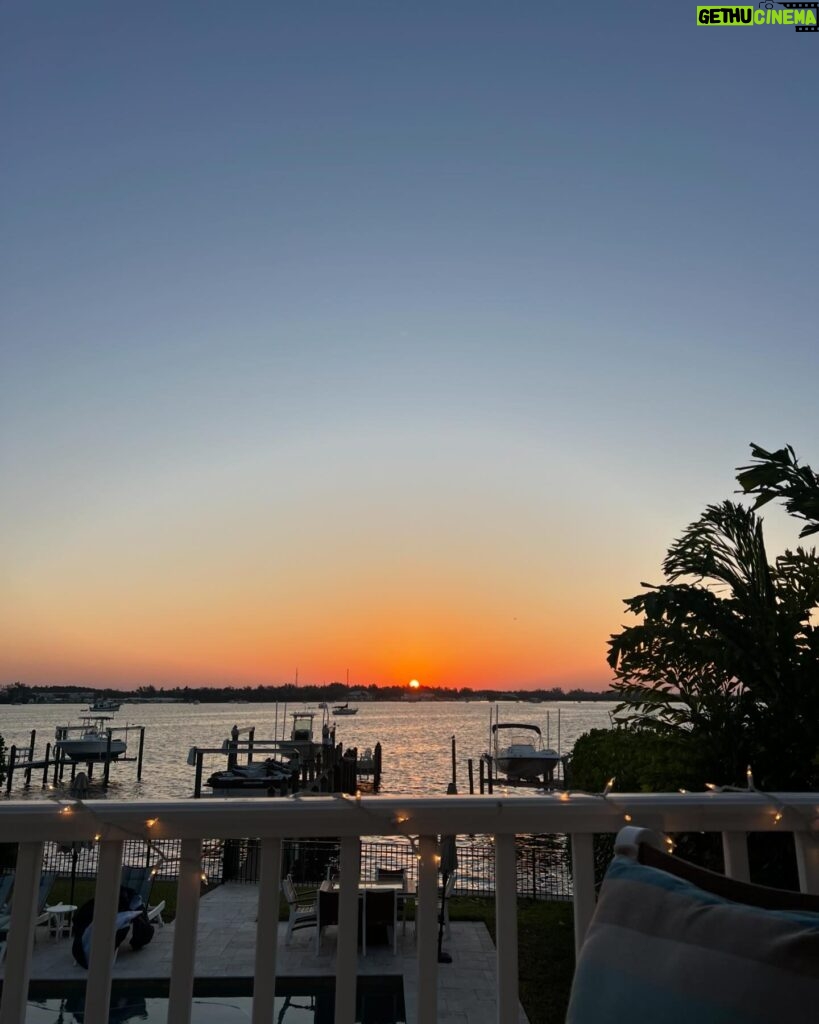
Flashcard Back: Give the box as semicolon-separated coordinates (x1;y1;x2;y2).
6;746;15;794
103;730;113;787
137;727;146;780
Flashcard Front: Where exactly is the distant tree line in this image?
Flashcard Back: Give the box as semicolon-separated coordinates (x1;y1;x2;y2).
0;680;616;704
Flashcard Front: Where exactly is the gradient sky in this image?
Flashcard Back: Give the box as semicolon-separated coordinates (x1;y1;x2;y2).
2;2;817;691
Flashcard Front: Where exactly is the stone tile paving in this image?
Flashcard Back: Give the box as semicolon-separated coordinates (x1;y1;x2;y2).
3;883;528;1022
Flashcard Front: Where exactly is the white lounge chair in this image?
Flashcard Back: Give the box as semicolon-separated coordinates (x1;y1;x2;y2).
282;874;317;943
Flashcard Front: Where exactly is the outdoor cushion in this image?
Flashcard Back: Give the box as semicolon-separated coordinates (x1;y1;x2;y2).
566;853;819;1023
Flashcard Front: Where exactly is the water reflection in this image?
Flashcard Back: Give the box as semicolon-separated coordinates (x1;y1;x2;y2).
2;700;616;801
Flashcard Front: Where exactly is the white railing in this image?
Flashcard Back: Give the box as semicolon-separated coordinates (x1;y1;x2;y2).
1;792;818;1024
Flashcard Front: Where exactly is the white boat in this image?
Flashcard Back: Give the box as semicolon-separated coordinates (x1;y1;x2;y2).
87;698;121;712
332;703;358;716
55;717;127;762
490;723;560;781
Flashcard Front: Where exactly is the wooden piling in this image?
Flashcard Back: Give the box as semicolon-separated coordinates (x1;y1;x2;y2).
137;727;146;781
479;756;485;795
24;730;36;787
451;734;457;790
468;758;474;795
42;742;51;787
373;742;382;793
103;730;113;787
194;750;204;798
487;757;494;794
247;727;255;764
6;746;15;794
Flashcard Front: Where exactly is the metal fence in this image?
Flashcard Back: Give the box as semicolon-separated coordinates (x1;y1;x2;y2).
42;833;573;899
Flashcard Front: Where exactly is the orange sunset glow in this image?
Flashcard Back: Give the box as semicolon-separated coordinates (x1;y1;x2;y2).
3;6;814;697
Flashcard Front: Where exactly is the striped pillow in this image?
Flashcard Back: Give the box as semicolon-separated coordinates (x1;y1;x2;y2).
567;854;819;1023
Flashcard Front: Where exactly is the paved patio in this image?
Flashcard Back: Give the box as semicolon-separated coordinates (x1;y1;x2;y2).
4;883;529;1023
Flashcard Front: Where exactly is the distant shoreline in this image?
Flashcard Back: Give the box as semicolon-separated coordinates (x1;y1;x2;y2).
2;682;617;705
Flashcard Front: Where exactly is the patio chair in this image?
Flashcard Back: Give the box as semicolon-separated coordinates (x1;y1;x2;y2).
282;873;318;944
35;871;57;927
363;888;397;956
0;870;56;962
315;886;338;953
566;826;819;1023
0;874;13;916
375;866;409;934
120;865;165;926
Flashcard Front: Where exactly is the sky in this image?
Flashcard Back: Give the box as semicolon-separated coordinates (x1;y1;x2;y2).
2;2;817;692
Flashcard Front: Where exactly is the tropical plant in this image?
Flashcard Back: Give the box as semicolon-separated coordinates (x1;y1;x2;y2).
737;443;819;537
607;494;819;792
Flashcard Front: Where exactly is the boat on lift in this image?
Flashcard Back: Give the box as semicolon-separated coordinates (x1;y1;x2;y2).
55;717;127;762
206;756;297;792
489;720;561;782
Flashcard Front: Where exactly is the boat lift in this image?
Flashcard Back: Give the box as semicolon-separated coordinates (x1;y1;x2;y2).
3;723;146;794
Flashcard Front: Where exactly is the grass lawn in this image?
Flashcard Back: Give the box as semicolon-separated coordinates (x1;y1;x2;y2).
448;897;576;1024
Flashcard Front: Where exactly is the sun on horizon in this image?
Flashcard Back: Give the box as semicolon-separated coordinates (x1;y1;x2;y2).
409;679;420;689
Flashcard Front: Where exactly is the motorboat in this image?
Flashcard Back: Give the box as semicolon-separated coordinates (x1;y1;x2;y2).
490;723;560;781
54;717;127;762
332;703;358;716
87;698;121;712
206;757;297;792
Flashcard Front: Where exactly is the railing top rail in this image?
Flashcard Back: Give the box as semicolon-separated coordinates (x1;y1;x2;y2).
2;792;818;843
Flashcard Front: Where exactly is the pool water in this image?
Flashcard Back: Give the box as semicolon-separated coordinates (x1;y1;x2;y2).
14;977;405;1023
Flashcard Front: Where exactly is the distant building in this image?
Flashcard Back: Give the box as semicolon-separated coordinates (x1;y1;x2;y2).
349;688;372;701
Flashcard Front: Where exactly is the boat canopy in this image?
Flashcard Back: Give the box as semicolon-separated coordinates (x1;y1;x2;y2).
491;723;542;734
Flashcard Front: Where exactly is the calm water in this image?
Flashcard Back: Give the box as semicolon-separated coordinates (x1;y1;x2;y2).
0;700;616;802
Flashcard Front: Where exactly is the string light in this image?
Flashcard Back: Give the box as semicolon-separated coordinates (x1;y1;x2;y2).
703;766;789;829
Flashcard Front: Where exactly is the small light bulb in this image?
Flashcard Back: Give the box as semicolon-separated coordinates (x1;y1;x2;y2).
146;818;158;828
705;783;718;792
773;811;783;824
624;814;632;823
94;833;101;842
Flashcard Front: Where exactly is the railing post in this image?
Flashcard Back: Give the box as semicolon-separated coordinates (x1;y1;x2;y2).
252;837;282;1024
0;842;43;1024
335;835;361;1024
570;832;595;955
168;838;204;1024
721;831;750;882
85;839;124;1024
495;833;519;1024
794;832;819;894
414;834;440;1024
